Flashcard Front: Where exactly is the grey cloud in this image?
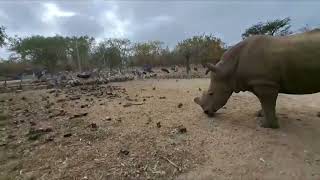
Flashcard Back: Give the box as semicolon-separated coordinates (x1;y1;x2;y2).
0;0;320;58
58;14;104;37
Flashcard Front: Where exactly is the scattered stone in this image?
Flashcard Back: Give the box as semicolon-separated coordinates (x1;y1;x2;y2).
152;87;156;90
21;96;27;101
156;122;161;128
8;98;13;102
88;123;98;130
317;112;320;117
178;103;183;108
29;121;36;126
81;104;89;108
105;117;112;121
69;96;81;101
45;136;55;142
119;149;130;156
161;68;170;73
199;88;202;91
47;89;56;94
143;98;146;102
63;133;72;138
159;96;166;99
123;102;144;108
49;110;66;118
177;125;187;134
57;99;66;103
69;112;88;119
296;118;302;121
27;127;53;141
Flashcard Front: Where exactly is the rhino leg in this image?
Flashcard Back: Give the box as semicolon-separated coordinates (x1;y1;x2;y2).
253;86;279;129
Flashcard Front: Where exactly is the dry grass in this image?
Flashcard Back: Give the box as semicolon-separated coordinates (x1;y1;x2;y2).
0;79;320;180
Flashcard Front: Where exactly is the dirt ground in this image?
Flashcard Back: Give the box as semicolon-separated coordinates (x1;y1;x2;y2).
0;78;320;180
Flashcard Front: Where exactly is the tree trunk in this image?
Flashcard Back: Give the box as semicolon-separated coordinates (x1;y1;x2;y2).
186;56;191;75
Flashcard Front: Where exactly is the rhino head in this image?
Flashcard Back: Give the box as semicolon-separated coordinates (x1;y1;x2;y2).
194;63;233;117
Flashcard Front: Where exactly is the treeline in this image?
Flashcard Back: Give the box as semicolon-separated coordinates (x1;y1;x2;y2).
0;17;317;78
1;34;226;75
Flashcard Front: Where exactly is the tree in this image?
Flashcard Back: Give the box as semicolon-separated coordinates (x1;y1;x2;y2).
0;26;7;48
92;38;131;71
67;36;95;71
242;17;292;39
10;35;72;72
175;34;225;74
132;41;164;66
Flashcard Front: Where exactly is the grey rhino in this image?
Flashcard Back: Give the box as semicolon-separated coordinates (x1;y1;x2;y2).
194;30;320;128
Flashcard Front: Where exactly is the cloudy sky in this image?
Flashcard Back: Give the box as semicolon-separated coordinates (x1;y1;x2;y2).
0;0;319;58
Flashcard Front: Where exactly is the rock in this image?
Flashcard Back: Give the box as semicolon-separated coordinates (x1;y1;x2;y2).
161;68;170;73
69;112;88;119
159;96;166;99
178;103;183;108
29;121;36;126
88;123;98;130
81;104;89;108
45;136;55;142
156;122;161;128
119;149;129;156
105;117;112;121
177;125;187;134
69;96;81;101
49;110;66;118
21;96;27;100
27;127;53;141
123;102;144;107
317;112;320;117
47;89;56;94
152;87;156;90
199;88;202;91
63;133;72;138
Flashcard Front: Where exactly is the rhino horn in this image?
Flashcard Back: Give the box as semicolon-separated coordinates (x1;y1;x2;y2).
205;63;218;73
194;97;201;105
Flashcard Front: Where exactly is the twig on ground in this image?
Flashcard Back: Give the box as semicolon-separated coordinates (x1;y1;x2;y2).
160;156;182;171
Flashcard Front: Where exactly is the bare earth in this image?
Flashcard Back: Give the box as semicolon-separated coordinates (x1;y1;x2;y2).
0;78;320;180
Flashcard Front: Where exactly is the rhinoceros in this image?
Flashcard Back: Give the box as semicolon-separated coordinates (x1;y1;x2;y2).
194;30;320;128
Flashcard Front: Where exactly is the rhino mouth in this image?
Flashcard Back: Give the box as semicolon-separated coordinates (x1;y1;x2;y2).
204;110;215;117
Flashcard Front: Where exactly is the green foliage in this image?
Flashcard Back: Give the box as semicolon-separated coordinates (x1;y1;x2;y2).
131;41;164;66
91;38;131;70
0;26;7;48
242;17;292;39
9;35;94;72
175;35;225;73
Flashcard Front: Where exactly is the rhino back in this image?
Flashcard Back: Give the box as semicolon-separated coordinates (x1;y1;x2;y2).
234;32;320;94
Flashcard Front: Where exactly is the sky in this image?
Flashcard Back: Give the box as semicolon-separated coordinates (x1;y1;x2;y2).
0;0;320;58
